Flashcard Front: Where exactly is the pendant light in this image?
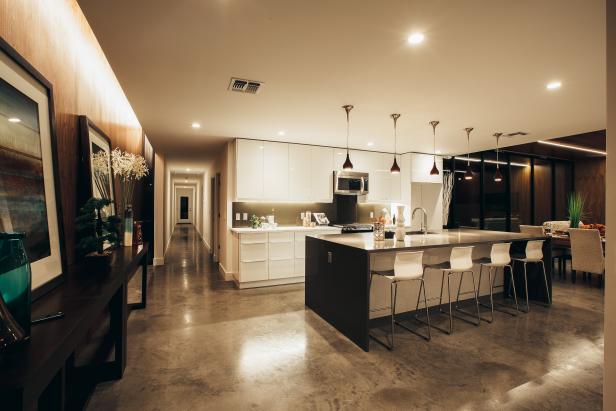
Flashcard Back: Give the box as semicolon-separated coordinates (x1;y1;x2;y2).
390;113;401;174
342;105;354;170
429;120;440;175
463;127;474;180
493;132;504;182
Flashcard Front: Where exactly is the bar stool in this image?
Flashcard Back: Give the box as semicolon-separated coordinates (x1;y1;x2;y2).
369;251;431;350
429;246;480;335
512;240;551;312
477;242;519;323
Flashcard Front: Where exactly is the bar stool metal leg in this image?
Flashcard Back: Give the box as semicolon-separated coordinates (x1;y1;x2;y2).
454;270;481;326
491;265;519;316
478;265;495;323
523;262;530;313
541;261;551;304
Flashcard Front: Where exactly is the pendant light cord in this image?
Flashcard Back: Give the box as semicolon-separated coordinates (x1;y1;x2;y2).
494;132;503;169
464;127;474;166
343;105;353;155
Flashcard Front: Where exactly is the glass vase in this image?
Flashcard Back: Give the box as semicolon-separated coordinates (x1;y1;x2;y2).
123;205;134;247
0;233;31;346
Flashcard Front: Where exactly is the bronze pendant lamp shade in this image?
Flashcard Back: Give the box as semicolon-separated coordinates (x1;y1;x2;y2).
429;120;440;175
390;113;401;174
463;127;474;180
493;132;504;182
342;105;354;170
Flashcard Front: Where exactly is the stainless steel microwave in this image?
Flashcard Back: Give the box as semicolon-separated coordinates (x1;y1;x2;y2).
333;171;369;195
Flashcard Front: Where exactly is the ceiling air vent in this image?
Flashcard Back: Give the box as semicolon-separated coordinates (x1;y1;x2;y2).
228;77;263;94
504;131;529;137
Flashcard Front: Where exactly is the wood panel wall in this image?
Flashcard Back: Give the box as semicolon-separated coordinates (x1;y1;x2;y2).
0;0;144;265
575;157;606;224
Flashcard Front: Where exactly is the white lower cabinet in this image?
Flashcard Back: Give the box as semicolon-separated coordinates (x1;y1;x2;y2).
236;228;340;287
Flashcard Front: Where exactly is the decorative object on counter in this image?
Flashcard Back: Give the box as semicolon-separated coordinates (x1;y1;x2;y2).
442;170;454;226
313;213;330;225
373;221;385;241
429;120;440;175
1;42;65;292
395;205;406;241
384;230;395;239
79;115;116;218
341;105;354;170
250;214;262;229
390;113;401;174
133;221;143;246
463;127;474;180
567;192;586;229
381;208;392;225
75;198;120;269
493;132;504;182
0;232;31;348
111;148;148;246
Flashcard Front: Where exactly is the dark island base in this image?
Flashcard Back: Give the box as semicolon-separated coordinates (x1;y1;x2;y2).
306;236;551;352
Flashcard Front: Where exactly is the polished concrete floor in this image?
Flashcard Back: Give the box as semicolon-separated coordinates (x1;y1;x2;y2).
88;225;603;410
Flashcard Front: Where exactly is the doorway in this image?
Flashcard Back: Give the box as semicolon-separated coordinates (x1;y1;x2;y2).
176;187;194;224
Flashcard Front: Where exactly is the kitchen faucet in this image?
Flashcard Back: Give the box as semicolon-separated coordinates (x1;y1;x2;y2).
412;207;428;234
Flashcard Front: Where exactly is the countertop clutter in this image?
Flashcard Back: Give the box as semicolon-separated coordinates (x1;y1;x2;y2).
230;225;340;233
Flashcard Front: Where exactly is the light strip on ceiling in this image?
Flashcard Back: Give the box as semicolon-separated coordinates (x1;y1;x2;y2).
453;157;529;167
538;140;607;156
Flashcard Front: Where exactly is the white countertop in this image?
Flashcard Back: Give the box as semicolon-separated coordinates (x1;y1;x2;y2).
230;225;341;233
310;229;544;252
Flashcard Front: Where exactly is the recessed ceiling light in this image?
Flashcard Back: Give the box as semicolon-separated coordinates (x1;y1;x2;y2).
186;168;190;172
407;32;425;45
8;117;21;123
546;81;562;90
191;122;201;129
277;130;286;136
367;142;374;147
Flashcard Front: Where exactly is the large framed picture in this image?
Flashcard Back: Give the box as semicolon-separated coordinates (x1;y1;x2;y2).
79;115;116;217
0;38;65;295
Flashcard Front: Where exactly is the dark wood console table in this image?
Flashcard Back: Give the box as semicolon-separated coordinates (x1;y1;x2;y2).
0;243;149;411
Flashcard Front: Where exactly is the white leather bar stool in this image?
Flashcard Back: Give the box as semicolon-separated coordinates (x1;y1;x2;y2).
369;251;431;350
429;246;480;335
512;240;551;312
476;242;519;323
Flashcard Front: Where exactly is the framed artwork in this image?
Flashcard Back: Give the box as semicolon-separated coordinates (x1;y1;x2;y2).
79;115;116;218
0;37;65;295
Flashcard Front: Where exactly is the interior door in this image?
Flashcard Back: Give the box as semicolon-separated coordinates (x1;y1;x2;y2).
177;190;193;224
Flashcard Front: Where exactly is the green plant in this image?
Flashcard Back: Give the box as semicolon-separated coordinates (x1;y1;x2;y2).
76;198;121;255
567;192;586;228
249;214;261;229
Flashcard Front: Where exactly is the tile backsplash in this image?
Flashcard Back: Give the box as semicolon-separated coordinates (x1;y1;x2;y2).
232;202;335;227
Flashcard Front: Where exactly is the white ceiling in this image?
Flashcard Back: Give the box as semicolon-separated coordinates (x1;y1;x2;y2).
78;0;606;157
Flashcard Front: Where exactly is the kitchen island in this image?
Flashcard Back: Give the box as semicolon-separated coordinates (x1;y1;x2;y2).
305;229;550;351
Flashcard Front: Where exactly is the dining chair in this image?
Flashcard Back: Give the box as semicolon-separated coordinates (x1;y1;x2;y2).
519;225;545;237
569;228;605;287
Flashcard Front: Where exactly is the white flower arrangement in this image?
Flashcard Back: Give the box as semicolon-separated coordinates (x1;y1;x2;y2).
91;150;112;214
111;148;149;215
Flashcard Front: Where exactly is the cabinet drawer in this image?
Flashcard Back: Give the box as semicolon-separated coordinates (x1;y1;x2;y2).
240;232;267;244
268;231;294;243
269;259;294;279
240;242;267;262
294;258;305;276
240;261;268;282
295;241;305;258
294;232;307;242
269;242;294;260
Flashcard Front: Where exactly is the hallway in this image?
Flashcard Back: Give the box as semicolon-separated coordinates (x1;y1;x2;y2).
87;225;603;410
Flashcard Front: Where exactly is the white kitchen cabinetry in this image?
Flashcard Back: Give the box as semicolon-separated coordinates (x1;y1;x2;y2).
263;142;289;200
311;146;334;202
234;227;341;288
289;145;312;201
411;153;443;184
236;139;264;200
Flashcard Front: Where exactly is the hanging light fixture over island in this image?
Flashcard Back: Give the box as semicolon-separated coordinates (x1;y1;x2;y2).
429;120;440;175
390;113;401;174
342;105;354;170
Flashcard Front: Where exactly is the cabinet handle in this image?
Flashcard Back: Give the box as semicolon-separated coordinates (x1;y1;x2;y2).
327;252;333;264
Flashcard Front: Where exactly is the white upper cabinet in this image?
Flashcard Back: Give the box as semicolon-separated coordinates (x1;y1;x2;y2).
263;142;289;200
411;153;443;184
236;139;264;200
289;144;312;201
310;146;334;202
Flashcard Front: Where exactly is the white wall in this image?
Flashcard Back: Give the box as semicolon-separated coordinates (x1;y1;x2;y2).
604;1;614;409
153;153;165;265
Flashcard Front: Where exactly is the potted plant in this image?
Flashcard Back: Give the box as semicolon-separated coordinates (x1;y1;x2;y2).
76;198;120;270
567;192;586;229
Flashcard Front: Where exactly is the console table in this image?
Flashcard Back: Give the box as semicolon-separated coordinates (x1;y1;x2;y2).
0;243;149;410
